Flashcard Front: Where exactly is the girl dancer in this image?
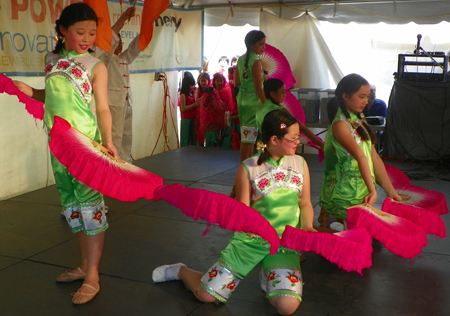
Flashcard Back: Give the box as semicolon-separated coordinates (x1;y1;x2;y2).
179;75;200;147
319;74;401;228
14;3;116;304
152;110;316;316
212;72;233;148
235;30;266;162
256;78;324;151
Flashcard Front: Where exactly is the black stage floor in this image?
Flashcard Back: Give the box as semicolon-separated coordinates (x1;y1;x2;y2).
1;146;449;315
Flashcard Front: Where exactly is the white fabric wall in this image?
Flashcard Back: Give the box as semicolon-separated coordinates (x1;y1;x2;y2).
0;72;179;201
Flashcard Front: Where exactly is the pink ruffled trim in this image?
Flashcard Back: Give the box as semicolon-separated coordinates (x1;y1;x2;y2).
382;198;446;238
0;74;44;120
153;184;280;255
280;226;372;275
347;204;427;259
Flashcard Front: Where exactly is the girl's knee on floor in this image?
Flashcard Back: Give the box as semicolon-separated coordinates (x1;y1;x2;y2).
269;296;300;316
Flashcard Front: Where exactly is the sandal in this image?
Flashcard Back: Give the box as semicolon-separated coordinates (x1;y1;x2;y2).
56;267;86;283
71;283;100;305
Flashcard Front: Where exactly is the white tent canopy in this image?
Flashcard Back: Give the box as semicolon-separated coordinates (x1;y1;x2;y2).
170;0;450;26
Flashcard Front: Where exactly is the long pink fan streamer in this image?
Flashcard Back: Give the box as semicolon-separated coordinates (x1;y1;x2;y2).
153;184;280;255
280;226;372;275
382;198;446;238
0;74;44;120
347;204;427;258
384;164;448;215
49;116;163;201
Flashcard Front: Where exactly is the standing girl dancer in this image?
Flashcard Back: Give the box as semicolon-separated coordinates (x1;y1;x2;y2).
235;30;267;162
212;72;233;148
14;3;116;304
179;75;200;147
152;110;316;316
256;78;325;152
319;74;401;228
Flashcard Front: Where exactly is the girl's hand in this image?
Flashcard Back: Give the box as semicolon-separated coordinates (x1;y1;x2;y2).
387;190;402;202
103;141;118;159
363;190;377;205
302;226;318;233
194;99;201;107
13;81;33;97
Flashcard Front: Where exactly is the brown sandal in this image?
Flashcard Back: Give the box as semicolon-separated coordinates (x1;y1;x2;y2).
56;267;86;283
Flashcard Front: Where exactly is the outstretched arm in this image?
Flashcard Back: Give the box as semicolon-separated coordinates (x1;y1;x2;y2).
299;124;324;151
371;146;402;201
112;7;136;35
92;62;117;158
13;81;45;102
298;161;317;232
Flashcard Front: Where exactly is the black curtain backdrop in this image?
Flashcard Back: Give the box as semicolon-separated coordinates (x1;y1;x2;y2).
384;80;450;161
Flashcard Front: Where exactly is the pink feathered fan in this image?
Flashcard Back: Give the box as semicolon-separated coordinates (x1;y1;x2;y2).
347;204;427;258
154;184;280;255
0;74;44;120
280;226;372;275
49;116;163;202
260;44;296;90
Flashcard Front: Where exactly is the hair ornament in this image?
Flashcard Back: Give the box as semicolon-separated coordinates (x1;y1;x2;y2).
359;112;368;125
280;123;287;129
256;141;267;153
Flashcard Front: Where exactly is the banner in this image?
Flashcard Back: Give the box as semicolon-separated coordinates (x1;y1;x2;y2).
0;0;203;76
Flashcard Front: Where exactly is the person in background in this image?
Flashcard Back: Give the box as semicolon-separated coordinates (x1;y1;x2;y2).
212;72;233;148
179;75;200;147
217;55;229;76
362;85;387;118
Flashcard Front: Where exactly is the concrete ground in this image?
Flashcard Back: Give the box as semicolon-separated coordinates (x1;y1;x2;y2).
1;146;449;316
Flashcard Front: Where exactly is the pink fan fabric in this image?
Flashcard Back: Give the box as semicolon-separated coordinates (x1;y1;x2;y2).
49;116;163;202
280;226;372;275
382;198;446;238
384;164;411;186
347;204;427;259
153;184;280;255
0;74;44;120
260;44;296;90
282;90;306;125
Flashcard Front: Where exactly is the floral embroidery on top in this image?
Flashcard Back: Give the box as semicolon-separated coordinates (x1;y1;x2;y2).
257;177;270;190
274;172;286;182
71;68;83;78
57;61;70;69
290;175;302;186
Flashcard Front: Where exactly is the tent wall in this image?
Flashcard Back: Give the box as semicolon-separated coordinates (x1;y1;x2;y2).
0;72;179;201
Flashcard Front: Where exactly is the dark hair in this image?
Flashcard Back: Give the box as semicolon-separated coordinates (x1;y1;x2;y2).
243;30;266;79
327;97;339;124
197;72;210;93
228;66;234;75
231;55;239;63
213;73;226;90
218;56;229;64
183;71;194;79
264;78;285;104
335;74;376;143
257;110;299;165
180;76;195;95
53;3;98;54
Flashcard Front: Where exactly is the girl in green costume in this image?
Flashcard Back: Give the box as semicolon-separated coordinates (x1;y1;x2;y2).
152;110;317;316
235;30;267;162
319;74;401;229
14;3;117;305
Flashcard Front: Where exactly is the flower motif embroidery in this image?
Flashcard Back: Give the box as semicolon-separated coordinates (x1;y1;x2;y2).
243;130;249;136
93;210;102;221
286;272;299;286
70;211;80;220
226;281;237;290
267;272;276;281
207;266;222;282
44;64;53;74
253;131;258;137
267;271;281;288
82;82;91;93
57;61;69;69
258;178;270;190
250;187;256;197
71;68;83;78
274;172;286;182
291;175;301;186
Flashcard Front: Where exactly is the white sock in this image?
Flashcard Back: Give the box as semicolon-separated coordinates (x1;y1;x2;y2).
165;264;184;281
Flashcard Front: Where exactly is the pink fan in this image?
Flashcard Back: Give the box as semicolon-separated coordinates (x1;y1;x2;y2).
347;204;427;259
153;184;280;255
260;44;296;90
280;226;372;275
384;164;448;215
49;116;163;202
382;198;446;238
281;90;305;125
0;74;44;120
